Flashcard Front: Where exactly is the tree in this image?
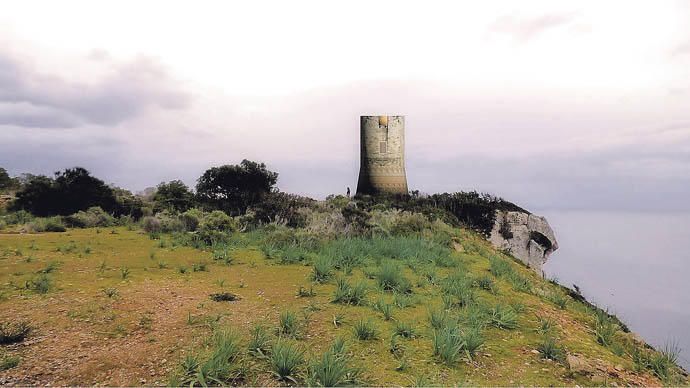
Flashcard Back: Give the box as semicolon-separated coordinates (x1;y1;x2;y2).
152;180;195;213
196;160;278;215
12;167;118;216
0;168;18;193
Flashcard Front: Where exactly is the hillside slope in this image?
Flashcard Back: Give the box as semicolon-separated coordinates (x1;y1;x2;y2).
0;224;686;386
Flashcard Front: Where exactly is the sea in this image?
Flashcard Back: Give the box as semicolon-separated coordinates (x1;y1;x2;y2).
540;210;690;370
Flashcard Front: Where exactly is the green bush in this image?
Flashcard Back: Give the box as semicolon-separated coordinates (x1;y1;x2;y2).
536;336;565;362
488;304;519;330
28;216;66;232
65;206;115;228
311;256;334;283
200;210;236;232
181;208;203;231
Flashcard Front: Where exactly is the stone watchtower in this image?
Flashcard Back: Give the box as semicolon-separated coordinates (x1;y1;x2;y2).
356;115;408;195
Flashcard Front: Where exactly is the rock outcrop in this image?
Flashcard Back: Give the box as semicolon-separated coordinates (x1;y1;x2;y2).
489;210;558;272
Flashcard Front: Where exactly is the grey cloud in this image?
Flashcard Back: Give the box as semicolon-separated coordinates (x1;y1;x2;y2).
0;51;189;128
489;13;577;42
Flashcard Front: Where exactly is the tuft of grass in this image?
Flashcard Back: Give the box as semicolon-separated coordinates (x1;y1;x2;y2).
593;309;618;347
441;272;476;308
102;287;119;298
248;324;271;357
535;315;555;335
26;274;51;294
178;266;188;274
393;292;416;309
157;261;168;269
172;329;245;386
296;285;316;298
37;260;59;274
428;308;449;330
536;335;565;362
353;319;378;341
547;292;568;309
192;262;208;272
332;311;345;328
270;339;304;384
475;275;496;293
0;321;32;344
489;256;513;277
308;340;360;387
488;304;519;330
0;355;20;371
432;325;463;365
120;267;130;279
332;278;368;305
507;272;532;293
311;256;334;283
373;297;394;321
393;321;416;339
376;260;412;293
278;310;300;338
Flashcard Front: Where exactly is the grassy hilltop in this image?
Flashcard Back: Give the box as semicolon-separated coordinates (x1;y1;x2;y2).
0;201;686;386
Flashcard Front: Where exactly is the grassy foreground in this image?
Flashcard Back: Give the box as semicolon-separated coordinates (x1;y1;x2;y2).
0;226;686;386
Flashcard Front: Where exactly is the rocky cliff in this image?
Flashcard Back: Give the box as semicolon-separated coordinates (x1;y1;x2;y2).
489;210;558;272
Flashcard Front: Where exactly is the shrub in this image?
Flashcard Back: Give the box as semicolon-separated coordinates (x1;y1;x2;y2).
270;339;304;383
65;206;115;228
648;341;681;381
28;216;66;232
200;210;236;232
141;216;161;234
0;321;31;344
353;319;377;340
181;208;203;231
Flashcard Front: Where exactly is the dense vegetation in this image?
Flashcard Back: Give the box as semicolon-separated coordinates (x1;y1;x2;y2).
0;162;686;386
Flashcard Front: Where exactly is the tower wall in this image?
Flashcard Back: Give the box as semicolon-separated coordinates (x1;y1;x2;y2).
356;115;408;195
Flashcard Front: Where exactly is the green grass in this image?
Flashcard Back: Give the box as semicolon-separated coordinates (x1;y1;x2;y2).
248;324;271;357
308;340;360;386
270;338;304;383
311;256;334;283
353;318;378;341
278;310;300;338
393;320;416;339
376;260;412;293
593;309;618;347
332;278;368;305
374;297;394;320
537;335;565;362
488;304;519;330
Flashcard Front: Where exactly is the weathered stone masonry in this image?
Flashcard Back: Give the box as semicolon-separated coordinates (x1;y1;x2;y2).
356;115;408;195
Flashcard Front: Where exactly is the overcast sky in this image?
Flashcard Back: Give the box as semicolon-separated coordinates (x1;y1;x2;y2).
1;0;689;211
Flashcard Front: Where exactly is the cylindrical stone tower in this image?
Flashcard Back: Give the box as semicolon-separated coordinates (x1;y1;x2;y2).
356;115;408;195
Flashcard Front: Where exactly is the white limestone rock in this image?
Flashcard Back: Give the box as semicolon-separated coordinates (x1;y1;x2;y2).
489;210;558;272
